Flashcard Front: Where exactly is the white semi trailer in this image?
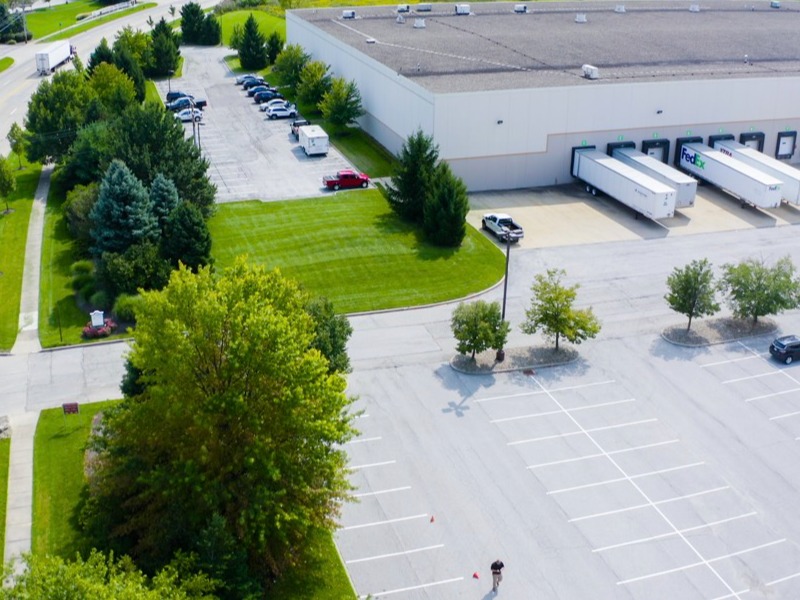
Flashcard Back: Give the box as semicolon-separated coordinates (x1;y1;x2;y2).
571;148;676;220
35;40;73;76
677;142;783;209
711;138;800;205
611;146;697;209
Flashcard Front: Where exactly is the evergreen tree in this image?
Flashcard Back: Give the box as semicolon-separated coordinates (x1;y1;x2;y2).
161;202;212;271
423;161;469;247
152;17;179;47
151;31;180;77
238;14;268;70
318;77;364;128
150;173;180;231
87;37;115;76
266;31;283;65
113;45;146;102
200;14;222;45
180;2;205;43
386;129;439;223
89;160;159;256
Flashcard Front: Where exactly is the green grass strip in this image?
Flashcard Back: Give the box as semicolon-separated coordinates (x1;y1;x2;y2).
210;190;504;314
0;57;13;73
0;438;10;564
45;3;156;42
26;0;155;40
0;158;42;351
32;400;119;557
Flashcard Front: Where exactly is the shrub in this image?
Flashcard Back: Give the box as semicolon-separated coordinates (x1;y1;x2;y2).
113;294;142;322
79;282;96;302
82;318;118;339
90;290;111;311
71;272;94;292
71;260;95;275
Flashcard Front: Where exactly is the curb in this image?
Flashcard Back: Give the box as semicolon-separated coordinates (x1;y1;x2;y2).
659;320;778;348
449;348;579;375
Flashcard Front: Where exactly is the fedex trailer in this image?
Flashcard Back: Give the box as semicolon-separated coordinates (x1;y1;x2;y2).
571;147;676;220
676;141;783;209
610;145;697;209
712;138;800;205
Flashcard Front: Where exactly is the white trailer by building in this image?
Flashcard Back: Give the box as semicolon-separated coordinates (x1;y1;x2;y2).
676;141;783;209
610;145;697;209
298;125;329;156
711;138;800;205
571;147;676;220
35;40;73;76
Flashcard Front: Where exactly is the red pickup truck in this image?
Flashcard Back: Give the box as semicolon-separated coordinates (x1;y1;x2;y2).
323;170;370;191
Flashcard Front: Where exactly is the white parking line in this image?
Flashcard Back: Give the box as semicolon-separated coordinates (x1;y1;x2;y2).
363;577;465;598
701;355;766;368
745;388;800;402
767;571;800;586
593;512;757;552
491;398;635;424
476;379;615;403
547;462;705;495
769;410;800;421
722;371;783;384
345;544;444;565
509;418;658;446
349;460;396;470
708;589;753;600
346;436;383;444
353;486;412;498
342;514;429;530
527;439;679;469
568;486;731;522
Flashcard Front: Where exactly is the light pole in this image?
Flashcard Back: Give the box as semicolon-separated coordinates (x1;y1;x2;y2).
496;234;511;362
167;69;174;93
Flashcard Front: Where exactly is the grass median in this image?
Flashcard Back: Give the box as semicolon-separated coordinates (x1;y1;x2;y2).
210;189;504;313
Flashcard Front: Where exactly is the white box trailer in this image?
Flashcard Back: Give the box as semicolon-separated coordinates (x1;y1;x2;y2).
35;40;72;76
571;148;676;220
611;146;697;209
298;125;328;157
677;142;783;209
712;138;800;205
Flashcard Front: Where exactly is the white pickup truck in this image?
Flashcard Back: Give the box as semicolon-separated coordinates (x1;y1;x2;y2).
481;213;524;243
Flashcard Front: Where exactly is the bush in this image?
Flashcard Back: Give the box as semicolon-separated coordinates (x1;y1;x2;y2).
90;290;111;311
71;272;95;292
79;282;96;302
71;260;95;275
113;294;142;322
82;318;117;339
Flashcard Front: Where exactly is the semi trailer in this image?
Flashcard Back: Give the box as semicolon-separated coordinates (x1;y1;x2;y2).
35;40;74;76
676;140;783;209
711;137;800;205
571;147;676;220
610;144;697;209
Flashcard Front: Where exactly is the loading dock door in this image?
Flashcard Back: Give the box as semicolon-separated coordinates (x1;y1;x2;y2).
744;139;759;149
646;146;664;160
776;131;797;159
641;139;670;164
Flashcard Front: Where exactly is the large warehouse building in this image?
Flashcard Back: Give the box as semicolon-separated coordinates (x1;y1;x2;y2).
287;1;800;191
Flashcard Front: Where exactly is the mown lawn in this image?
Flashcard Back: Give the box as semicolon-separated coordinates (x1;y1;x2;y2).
0;157;42;351
32;400;118;558
25;0;154;40
217;10;285;46
0;438;10;564
47;3;156;42
210;190;504;313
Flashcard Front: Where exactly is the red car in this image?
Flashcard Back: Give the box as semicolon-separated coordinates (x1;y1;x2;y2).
323;170;370;191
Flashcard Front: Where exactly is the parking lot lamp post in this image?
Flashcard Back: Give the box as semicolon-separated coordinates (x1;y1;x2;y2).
496;233;511;362
167;69;174;93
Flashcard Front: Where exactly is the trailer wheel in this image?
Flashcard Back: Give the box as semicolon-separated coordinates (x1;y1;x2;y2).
591;187;597;196
585;184;591;193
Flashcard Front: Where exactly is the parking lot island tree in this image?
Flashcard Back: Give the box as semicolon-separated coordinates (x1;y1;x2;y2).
7;122;27;169
521;268;601;351
386;129;439;224
664;258;720;331
423;161;469;247
273;43;309;91
719;256;800;324
237;13;268;71
81;259;357;589
319;77;364;129
451;300;510;360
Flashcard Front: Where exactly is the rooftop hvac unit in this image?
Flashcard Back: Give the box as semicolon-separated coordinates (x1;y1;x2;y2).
414;18;426;27
575;13;587;22
366;38;376;43
397;4;410;12
689;4;700;11
342;9;356;18
582;64;600;79
514;4;528;13
416;3;432;11
455;4;470;14
614;4;625;12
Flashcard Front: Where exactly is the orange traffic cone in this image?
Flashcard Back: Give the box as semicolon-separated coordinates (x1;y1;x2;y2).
473;572;480;579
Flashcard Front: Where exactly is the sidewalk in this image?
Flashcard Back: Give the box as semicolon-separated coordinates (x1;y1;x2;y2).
3;412;38;568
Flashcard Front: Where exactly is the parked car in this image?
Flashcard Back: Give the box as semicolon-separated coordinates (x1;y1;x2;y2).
166;96;207;111
175;108;203;123
247;85;272;97
770;335;800;364
235;73;258;84
166;90;190;103
323;169;370;190
266;104;298;120
481;213;524;243
242;77;267;90
290;118;311;139
254;90;284;104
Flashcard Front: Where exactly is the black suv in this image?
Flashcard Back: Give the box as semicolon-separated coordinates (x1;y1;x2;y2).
769;335;800;364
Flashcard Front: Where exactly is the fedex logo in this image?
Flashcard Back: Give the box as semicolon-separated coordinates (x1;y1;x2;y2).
681;146;706;169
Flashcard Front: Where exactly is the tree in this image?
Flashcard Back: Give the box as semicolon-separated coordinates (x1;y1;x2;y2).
89;63;137;116
87;38;116;76
272;43;309;90
89;159;158;256
82;260;356;584
150;173;180;231
423;161;469;247
266;31;283;65
160;202;212;271
6;123;27;169
386;129;439;223
151;30;181;77
451;300;509;359
719;256;800;323
319;77;364;128
665;258;720;331
97;242;172;298
229;23;243;51
113;44;146;102
237;14;268;70
521;268;601;350
24;70;99;163
305;296;353;374
114;26;154;71
199;15;222;45
180;2;205;44
63;182;100;248
296;60;332;107
0;156;16;213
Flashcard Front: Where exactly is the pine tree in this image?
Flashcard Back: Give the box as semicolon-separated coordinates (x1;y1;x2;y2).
113;45;146;102
179;2;205;44
161;202;212;271
386;129;439;223
149;173;180;232
87;38;115;76
237;14;267;70
423;161;469;247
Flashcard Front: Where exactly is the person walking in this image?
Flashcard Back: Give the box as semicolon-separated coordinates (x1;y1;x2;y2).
491;558;505;593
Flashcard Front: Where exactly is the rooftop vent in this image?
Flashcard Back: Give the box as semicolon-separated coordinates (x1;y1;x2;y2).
514;4;528;13
342;9;355;18
397;4;410;12
582;64;600;79
455;4;470;15
575;13;587;22
689;4;700;11
614;4;625;12
416;3;432;11
366;38;376;43
413;18;426;27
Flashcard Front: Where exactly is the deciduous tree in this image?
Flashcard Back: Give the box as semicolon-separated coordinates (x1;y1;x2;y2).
237;14;267;70
720;256;800;323
386;129;439;223
89;62;137;116
97;242;172;298
6;123;27;169
64;182;100;248
665;258;720;331
423;161;469;247
451;300;509;359
305;296;353;374
273;43;309;90
319;77;364;128
521;268;600;350
0;156;16;213
296;60;331;106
